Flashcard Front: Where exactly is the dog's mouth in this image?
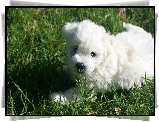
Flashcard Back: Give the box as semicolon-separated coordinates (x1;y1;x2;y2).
76;62;85;73
77;69;85;73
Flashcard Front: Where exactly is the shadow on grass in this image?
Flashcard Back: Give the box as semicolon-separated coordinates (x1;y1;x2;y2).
7;56;76;114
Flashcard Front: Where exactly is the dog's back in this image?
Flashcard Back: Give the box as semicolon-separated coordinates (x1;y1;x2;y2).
115;23;154;83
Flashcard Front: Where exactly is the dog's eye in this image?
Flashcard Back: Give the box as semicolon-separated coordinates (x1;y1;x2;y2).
74;46;78;53
91;52;96;57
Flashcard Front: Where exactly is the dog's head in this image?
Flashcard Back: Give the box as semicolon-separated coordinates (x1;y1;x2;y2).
62;20;112;76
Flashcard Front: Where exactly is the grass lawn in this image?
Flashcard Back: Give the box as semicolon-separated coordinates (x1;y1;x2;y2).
7;7;155;115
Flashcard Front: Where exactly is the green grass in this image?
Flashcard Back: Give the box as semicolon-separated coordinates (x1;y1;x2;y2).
7;8;154;115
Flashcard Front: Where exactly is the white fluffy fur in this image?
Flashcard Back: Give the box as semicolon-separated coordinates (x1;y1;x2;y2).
50;20;154;103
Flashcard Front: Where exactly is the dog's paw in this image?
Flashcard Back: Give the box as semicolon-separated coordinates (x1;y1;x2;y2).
50;92;67;103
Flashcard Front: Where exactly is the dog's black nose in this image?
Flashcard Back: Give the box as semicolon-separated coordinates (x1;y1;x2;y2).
76;63;85;73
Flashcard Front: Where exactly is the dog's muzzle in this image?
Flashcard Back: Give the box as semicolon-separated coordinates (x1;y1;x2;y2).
76;62;85;73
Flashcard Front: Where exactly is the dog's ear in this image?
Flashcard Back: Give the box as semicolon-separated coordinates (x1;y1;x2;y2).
62;22;79;39
102;33;114;55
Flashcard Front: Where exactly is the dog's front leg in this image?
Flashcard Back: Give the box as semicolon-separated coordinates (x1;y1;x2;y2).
50;87;81;103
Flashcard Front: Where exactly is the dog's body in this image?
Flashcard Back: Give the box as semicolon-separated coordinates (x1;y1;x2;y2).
50;20;154;102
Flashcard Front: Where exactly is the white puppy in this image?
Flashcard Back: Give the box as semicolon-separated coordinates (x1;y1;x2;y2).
50;20;154;103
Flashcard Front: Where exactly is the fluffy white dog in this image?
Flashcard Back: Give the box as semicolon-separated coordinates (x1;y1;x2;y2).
50;20;154;102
